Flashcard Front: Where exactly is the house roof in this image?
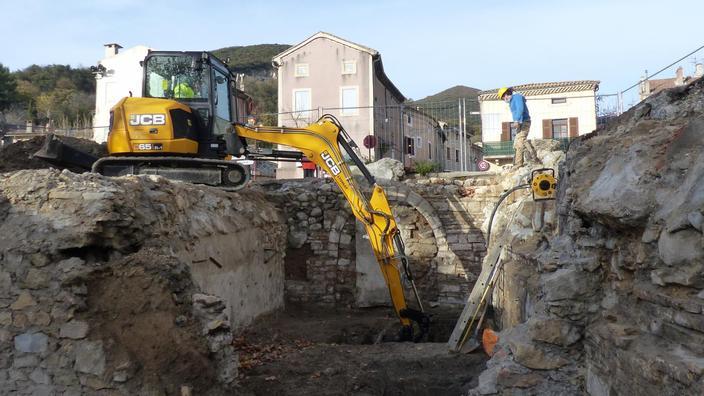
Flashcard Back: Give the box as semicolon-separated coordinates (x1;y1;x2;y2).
646;77;677;94
478;80;600;101
273;31;377;60
272;31;406;102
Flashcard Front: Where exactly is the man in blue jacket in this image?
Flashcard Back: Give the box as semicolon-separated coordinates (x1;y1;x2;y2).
498;87;539;167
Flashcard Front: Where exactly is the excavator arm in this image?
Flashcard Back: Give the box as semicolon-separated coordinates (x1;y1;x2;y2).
234;115;429;341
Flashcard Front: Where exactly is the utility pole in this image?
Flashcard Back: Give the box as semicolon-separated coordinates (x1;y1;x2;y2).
457;99;464;171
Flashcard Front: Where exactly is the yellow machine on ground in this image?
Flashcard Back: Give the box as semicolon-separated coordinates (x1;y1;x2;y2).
35;50;429;340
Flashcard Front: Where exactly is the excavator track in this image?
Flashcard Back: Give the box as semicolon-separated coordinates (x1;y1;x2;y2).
92;156;250;190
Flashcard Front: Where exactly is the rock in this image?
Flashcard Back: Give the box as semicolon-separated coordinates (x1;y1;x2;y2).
59;321;89;339
310;207;322;217
0;311;12;326
528;317;582;346
475;365;499;394
29;368;50;385
74;341;106;376
496;370;543;389
542;267;597;301
0;271;12;298
657;229;704;267
504;327;570;370
650;263;704;287
14;354;39;368
23;268;50;289
14;332;48;354
192;293;224;308
287;229;308;249
205;319;230;334
364;158;405;181
688;211;704;231
10;291;37;310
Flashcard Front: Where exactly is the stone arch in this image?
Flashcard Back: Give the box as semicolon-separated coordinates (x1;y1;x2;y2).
380;181;460;268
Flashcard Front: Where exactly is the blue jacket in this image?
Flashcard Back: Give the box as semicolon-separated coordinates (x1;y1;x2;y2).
509;93;530;123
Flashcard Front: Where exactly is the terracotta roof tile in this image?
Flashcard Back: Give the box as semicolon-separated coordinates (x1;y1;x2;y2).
479;80;600;100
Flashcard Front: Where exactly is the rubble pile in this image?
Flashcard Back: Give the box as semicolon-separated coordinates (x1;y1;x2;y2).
471;78;704;395
0;136;107;172
0;169;285;395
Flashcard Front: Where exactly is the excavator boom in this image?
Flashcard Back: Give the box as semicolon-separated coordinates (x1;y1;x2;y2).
235;115;429;340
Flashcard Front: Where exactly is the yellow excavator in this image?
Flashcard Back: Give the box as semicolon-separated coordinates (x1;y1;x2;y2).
35;50;429;341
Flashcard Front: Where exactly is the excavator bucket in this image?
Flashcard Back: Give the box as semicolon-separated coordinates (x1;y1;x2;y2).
33;134;99;171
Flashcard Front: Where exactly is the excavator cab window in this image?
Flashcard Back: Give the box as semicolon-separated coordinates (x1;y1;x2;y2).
212;67;232;136
144;55;210;102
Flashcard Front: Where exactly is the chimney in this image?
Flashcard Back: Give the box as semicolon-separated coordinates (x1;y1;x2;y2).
675;66;684;85
103;43;123;58
695;63;704;79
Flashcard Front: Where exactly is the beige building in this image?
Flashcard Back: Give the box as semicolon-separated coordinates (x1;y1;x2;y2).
639;64;703;101
272;32;472;178
478;81;599;165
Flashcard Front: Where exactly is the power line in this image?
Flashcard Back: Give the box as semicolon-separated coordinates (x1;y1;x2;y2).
621;43;704;94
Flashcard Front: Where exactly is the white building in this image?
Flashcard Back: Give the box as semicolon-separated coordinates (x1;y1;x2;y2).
478;81;599;164
93;43;152;143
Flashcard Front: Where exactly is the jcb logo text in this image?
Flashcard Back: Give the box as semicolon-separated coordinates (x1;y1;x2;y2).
129;114;166;126
321;151;341;176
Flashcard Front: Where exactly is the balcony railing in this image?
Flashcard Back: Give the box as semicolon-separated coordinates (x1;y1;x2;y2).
483;138;573;157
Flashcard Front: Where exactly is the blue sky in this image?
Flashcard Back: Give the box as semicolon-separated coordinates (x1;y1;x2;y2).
2;0;703;105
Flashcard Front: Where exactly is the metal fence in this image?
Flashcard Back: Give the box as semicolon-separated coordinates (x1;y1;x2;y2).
252;98;482;172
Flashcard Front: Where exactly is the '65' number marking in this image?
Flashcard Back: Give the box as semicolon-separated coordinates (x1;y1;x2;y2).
320;151;341;176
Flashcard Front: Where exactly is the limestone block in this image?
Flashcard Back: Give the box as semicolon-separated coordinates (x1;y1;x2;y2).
650;263;704;288
658;229;704;267
74;340;105;376
22;269;50;289
59;321;89;340
507;337;569;370
14;332;48;354
10;291;36;310
527;317;582;346
542;267;598;302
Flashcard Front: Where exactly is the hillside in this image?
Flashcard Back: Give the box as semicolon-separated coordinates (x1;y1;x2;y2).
411;85;481;109
212;44;290;76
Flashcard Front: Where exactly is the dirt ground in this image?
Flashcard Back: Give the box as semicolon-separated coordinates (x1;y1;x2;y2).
233;305;488;396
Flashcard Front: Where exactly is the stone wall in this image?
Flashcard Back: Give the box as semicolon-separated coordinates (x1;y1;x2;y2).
0;170;286;395
470;78;704;395
258;172;503;309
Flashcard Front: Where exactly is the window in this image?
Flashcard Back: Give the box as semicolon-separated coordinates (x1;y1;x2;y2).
212;68;231;135
342;60;356;75
340;86;358;116
552;119;569;138
293;89;311;118
406;114;413;126
144;55;209;101
447;147;451;159
294;63;309;77
428;143;432;159
551;97;567;104
406;137;415;156
455;149;460;162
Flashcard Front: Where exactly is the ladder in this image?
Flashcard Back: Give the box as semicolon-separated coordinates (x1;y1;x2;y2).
447;237;506;352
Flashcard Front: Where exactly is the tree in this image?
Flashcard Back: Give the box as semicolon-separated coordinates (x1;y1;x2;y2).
0;63;18;112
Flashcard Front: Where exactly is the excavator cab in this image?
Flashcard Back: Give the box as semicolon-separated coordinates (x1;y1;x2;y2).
141;51;242;158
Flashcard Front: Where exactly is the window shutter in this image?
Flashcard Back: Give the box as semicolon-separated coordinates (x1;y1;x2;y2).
501;122;510;141
542;119;552;139
569;117;579;137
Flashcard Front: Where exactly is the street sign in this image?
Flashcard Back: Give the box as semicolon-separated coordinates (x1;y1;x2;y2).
362;135;377;149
